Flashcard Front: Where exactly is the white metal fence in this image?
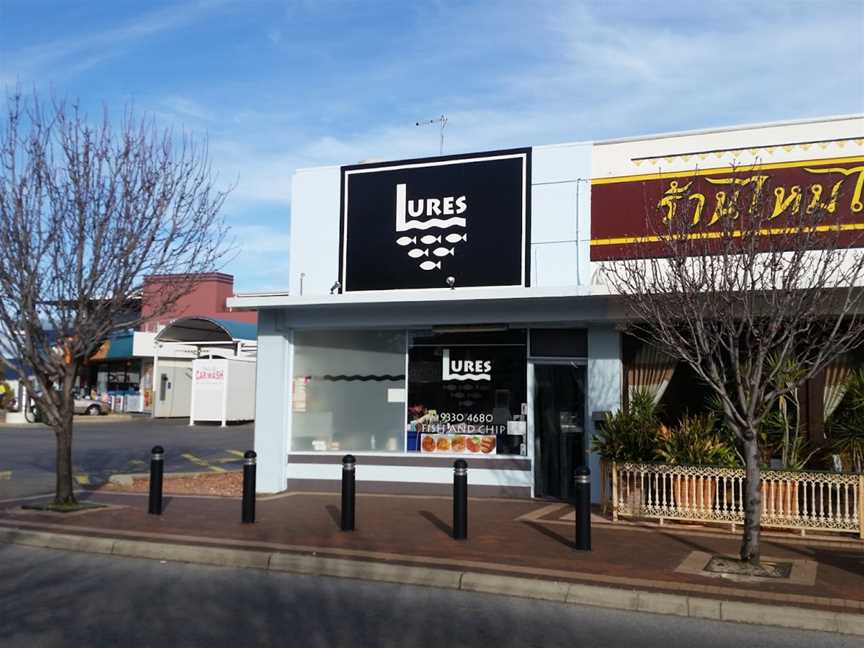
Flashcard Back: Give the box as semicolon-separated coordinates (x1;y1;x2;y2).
607;461;863;538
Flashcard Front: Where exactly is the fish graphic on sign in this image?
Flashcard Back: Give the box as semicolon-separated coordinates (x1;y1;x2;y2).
394;183;468;271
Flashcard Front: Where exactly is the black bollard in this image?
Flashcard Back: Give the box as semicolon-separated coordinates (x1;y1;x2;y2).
573;465;591;551
242;450;257;524
341;454;356;531
148;445;164;515
453;459;468;540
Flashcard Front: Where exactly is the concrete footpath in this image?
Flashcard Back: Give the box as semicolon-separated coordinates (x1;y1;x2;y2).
0;490;862;636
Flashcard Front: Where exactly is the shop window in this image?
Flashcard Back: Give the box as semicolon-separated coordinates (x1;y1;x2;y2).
407;331;528;456
291;330;406;453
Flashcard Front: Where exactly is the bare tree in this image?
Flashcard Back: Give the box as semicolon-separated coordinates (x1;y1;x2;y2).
601;162;864;563
0;92;231;506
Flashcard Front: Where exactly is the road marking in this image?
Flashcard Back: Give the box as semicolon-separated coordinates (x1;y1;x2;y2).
74;474;90;485
225;450;245;458
128;459;146;466
0;471;11;480
182;453;226;473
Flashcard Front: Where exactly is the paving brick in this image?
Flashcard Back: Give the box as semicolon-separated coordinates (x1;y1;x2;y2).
0;489;861;622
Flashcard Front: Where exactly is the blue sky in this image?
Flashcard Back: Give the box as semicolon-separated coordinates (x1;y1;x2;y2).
1;0;863;291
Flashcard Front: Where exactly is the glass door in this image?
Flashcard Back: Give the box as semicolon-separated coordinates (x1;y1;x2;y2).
533;363;587;500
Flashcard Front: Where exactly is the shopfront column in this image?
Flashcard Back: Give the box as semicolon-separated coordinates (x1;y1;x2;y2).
587;326;622;503
253;310;291;493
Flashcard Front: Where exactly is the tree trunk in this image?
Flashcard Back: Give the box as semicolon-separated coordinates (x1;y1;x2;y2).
740;435;762;564
54;412;76;505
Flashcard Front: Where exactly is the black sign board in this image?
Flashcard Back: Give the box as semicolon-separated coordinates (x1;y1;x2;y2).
340;149;531;292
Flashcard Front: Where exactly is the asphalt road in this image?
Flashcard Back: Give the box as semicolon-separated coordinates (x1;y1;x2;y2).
0;544;857;648
0;418;253;499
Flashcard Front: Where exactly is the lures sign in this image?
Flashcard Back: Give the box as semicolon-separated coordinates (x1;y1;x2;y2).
340;149;531;292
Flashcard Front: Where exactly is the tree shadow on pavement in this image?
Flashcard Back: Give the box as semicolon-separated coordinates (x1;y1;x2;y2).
656;530;720;555
325;504;340;529
521;520;574;549
419;510;452;537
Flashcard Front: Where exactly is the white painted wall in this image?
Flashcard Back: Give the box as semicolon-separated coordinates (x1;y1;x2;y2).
587;326;622;502
152;358;192;418
591;115;864;180
289;165;341;296
530;142;592;288
287;144;595;296
287;462;532;489
253;310;292;493
226;360;257;422
190;358;256;424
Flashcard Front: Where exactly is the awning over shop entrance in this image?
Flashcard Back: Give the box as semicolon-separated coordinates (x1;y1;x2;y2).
228;286;627;330
154;317;257;344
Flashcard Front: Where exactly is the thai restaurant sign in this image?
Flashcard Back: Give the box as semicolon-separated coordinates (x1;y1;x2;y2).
339;149;531;292
590;155;864;261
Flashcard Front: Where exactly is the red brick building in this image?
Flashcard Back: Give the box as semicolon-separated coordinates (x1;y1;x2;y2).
141;273;257;331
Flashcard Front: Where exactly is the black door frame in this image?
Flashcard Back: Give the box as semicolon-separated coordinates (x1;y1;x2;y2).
530;359;588;499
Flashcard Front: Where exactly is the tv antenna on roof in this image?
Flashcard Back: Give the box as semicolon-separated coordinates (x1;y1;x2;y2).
416;114;448;156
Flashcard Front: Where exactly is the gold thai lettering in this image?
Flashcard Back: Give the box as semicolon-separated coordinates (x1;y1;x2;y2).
805;165;864;213
658;181;706;225
656;163;864;230
805;181;842;215
771;185;801;219
704;174;768;223
688;193;706;225
658;181;688;222
709;191;731;224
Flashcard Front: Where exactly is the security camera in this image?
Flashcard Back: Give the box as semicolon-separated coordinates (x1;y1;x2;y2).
329;280;341;294
446;276;456;289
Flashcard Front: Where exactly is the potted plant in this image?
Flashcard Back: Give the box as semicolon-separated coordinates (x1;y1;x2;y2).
592;390;661;510
758;357;819;517
656;412;737;511
827;368;864;474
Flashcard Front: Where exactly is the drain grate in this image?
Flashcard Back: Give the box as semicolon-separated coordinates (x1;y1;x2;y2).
704;556;793;579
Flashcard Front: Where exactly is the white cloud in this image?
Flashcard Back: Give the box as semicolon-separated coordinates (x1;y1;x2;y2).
230;224;292;254
0;1;234;87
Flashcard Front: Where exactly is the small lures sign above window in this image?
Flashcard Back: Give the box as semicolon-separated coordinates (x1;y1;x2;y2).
339;149;531;292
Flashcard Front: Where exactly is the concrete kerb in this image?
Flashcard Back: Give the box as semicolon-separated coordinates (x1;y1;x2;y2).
0;414;135;428
0;526;862;637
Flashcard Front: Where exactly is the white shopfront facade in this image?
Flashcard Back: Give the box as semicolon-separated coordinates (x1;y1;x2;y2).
230;115;864;497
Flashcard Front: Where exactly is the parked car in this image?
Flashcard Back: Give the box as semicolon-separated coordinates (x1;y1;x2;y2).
73;394;112;416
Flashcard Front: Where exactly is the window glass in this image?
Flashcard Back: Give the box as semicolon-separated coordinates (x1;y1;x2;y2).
407;332;528;456
291;330;406;452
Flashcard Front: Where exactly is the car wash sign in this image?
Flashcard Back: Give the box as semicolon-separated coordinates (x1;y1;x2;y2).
339;149;531;292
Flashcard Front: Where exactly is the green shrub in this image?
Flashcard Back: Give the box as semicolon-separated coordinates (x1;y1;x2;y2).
656;413;739;467
591;390;661;462
827;368;864;473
